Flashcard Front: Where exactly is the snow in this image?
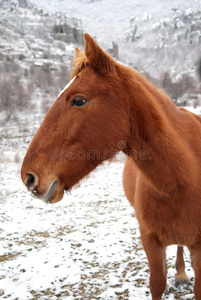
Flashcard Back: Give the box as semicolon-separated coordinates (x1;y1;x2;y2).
183;106;201;115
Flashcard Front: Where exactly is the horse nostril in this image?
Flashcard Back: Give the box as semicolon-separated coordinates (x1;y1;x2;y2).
26;173;36;190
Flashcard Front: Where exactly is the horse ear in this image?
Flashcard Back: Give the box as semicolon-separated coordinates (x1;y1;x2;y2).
75;47;81;58
84;33;115;73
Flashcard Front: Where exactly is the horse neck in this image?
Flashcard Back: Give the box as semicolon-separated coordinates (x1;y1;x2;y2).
122;67;194;197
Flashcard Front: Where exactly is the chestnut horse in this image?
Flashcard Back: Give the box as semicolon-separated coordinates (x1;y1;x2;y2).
21;34;201;300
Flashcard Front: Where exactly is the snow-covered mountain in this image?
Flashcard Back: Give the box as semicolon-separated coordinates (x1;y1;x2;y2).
29;0;201;44
2;0;201;74
0;0;201;126
16;0;201;80
0;0;84;125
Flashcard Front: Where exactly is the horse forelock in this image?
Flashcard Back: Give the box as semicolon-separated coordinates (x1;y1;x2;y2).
70;51;89;78
70;49;116;78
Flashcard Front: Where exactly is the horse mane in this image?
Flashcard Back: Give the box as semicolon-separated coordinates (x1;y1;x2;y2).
70;51;89;78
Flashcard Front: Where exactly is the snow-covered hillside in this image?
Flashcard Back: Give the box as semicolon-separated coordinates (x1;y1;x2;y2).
0;0;84;126
29;0;201;85
0;0;201;120
29;0;200;43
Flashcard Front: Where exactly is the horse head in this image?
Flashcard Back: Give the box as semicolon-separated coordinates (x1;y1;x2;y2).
21;34;130;203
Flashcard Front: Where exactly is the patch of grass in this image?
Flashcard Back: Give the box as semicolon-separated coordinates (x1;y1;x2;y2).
0;252;21;262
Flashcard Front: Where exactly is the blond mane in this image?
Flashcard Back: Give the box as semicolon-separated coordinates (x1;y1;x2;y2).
70;51;89;78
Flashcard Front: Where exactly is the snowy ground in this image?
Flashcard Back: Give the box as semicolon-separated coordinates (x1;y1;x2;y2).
0;116;197;299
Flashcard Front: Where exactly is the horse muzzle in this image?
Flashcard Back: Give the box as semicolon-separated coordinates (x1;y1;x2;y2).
22;172;64;204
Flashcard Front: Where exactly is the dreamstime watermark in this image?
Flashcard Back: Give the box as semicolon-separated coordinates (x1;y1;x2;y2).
49;141;152;161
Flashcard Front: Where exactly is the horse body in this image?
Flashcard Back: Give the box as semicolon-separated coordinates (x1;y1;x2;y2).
124;154;201;245
21;34;201;299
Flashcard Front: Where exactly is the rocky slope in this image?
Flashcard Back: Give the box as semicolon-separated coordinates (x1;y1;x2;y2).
0;0;201;125
0;0;83;124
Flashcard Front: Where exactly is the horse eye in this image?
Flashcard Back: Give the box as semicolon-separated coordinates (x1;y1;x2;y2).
71;97;87;107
